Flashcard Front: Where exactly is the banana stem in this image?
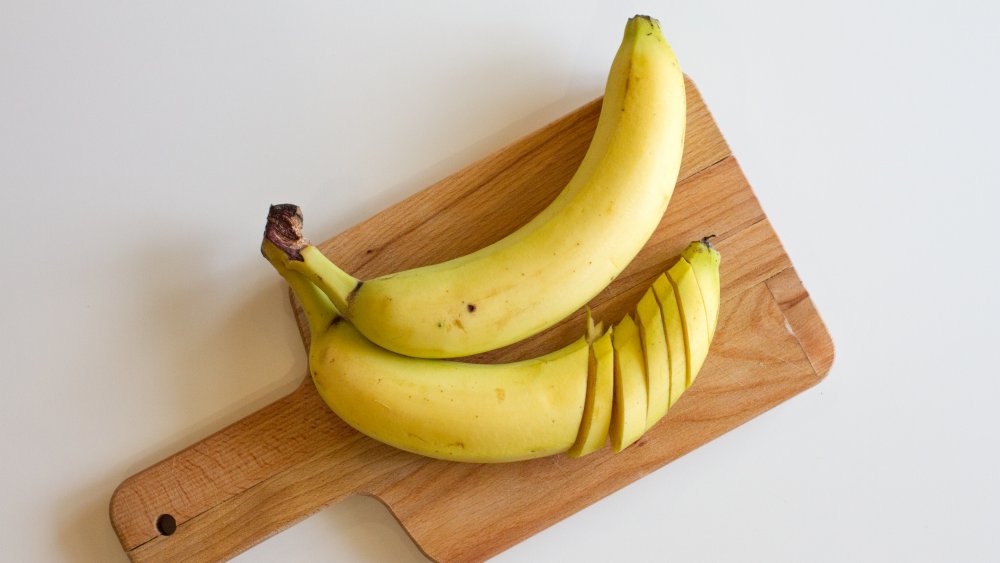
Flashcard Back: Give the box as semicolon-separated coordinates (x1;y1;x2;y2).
261;240;339;338
282;266;341;340
263;203;358;316
293;247;357;316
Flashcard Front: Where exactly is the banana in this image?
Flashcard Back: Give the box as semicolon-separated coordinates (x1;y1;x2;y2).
262;237;720;462
567;327;614;458
610;315;647;452
268;15;686;358
682;237;722;341
667;256;710;387
652;274;688;407
265;240;588;462
636;289;670;429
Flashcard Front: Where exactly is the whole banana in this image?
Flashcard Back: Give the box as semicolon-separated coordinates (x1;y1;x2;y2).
269;15;686;358
262;237;720;463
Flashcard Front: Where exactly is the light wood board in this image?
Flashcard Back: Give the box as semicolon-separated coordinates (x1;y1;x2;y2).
110;77;834;562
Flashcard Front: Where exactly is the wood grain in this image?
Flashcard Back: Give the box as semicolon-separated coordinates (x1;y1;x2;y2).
110;77;833;562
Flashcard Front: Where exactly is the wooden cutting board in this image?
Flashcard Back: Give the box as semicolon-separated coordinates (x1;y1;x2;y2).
109;77;834;562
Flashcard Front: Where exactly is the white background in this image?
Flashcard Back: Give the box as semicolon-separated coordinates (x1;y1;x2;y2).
2;1;998;561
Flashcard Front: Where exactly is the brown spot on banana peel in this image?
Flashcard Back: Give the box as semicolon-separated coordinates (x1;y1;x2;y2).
346;280;363;305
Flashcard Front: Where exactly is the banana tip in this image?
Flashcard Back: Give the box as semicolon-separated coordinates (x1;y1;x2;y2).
631;14;662;28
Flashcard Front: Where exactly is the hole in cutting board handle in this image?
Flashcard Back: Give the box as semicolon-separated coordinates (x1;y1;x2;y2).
156;514;176;536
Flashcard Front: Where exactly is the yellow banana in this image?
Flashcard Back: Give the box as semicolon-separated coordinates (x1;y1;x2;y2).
265;240;588;462
682;236;722;341
268;15;686;358
636;289;670;429
667;256;710;387
652;273;688;407
262;238;720;461
567;328;614;458
610;315;647;452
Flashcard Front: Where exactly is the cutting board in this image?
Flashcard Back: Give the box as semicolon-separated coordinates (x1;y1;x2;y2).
110;77;834;562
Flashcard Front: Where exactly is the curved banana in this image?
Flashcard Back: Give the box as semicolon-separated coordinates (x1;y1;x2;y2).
264;240;590;462
262;237;719;462
268;15;686;358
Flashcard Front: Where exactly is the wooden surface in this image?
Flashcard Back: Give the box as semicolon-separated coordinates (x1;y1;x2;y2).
109;77;834;562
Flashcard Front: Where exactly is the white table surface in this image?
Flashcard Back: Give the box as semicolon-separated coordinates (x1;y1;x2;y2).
3;1;998;561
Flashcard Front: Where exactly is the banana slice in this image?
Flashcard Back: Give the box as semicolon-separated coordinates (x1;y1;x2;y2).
636;289;670;429
682;238;722;340
667;257;710;387
610;315;647;452
568;330;615;458
652;273;687;407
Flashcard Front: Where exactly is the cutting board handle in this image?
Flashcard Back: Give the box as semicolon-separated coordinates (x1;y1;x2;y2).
109;380;418;561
